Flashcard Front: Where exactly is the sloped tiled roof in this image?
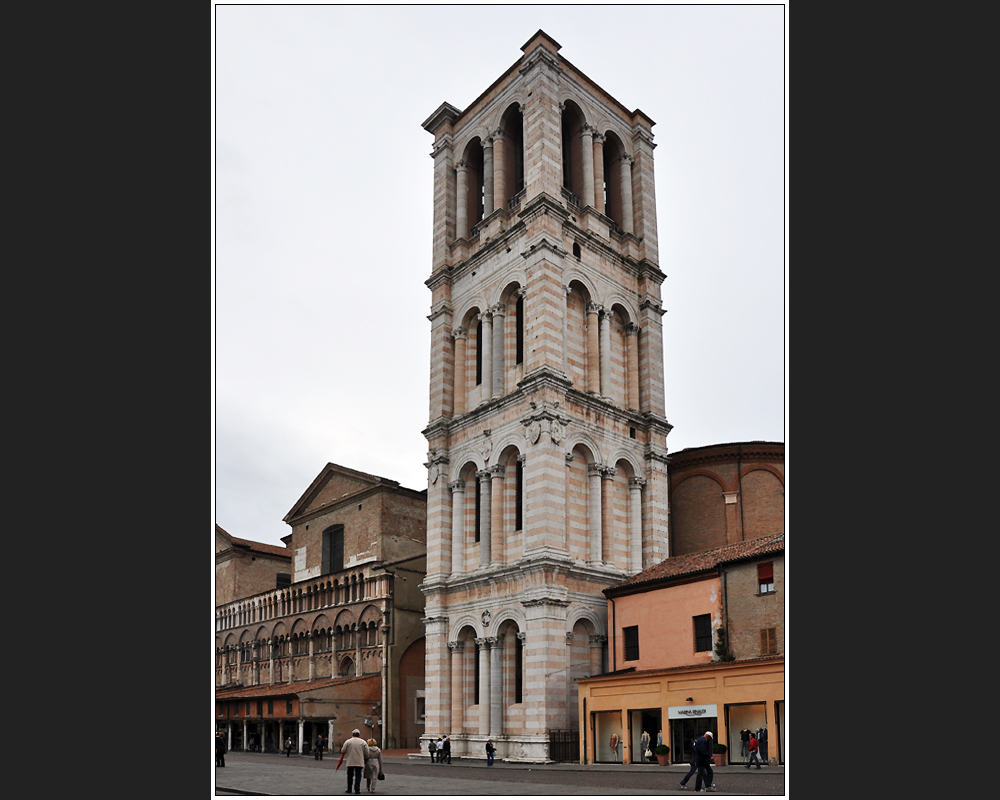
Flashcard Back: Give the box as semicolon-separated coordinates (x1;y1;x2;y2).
216;524;290;559
215;674;377;700
606;533;784;595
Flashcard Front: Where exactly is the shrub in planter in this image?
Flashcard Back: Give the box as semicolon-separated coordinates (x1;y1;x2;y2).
711;742;727;766
654;744;670;765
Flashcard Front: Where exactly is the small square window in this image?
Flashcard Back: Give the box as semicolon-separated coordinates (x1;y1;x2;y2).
623;625;639;661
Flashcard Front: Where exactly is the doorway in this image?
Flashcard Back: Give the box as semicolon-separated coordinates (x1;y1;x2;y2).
670;717;716;765
627;708;662;764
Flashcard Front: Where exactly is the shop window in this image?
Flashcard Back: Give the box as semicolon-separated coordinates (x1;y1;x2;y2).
758;562;775;594
694;614;712;652
761;627;778;655
623;625;639;661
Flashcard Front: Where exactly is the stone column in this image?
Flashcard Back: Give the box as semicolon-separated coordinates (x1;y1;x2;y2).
562;286;570;379
489;636;503;738
453;327;467;416
268;639;275;686
449;480;465;576
328;720;335;752
599;309;612;400
589;634;606;676
619;155;634;233
491;303;505;399
625;323;640;410
244;719;249;752
601;468;616;564
456;160;469;240
480;310;493;401
629;477;645;571
593;133;606;215
581;125;595;208
477;637;492;735
588;464;603;565
355;625;363;677
492;130;506;212
489;464;505;565
482;138;494;217
298;718;305;754
449;641;465;734
478;469;492;568
586;303;601;394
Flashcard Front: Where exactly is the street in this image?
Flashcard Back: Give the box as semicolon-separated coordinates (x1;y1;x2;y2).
214;751;785;796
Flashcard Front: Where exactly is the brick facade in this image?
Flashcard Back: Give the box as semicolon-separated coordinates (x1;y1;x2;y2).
668;442;784;557
215;463;428;751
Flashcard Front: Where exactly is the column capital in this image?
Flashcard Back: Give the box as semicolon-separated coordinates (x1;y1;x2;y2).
455;159;468;172
453;326;467;340
488;463;506;477
491;302;506;317
586;301;602;315
448;640;465;652
602;467;617;480
476;469;493;482
588;463;605;477
625;322;640;337
448;479;465;493
629;476;647;489
589;634;607;646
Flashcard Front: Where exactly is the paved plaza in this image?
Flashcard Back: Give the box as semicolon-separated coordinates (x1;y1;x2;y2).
214;751;785;796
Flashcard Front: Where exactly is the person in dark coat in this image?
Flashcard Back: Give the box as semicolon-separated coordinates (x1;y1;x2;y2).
678;737;699;789
428;737;437;762
442;736;452;764
315;734;325;760
216;732;226;767
694;732;716;792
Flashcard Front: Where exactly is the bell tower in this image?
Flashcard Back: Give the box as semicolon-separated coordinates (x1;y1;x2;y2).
420;31;671;763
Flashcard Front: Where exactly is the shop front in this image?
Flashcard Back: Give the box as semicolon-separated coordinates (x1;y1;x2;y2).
578;656;784;767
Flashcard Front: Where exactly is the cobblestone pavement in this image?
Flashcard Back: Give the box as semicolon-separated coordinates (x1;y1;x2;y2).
214;751;786;796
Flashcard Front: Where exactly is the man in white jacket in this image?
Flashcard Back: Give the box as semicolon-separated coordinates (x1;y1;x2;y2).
340;729;370;795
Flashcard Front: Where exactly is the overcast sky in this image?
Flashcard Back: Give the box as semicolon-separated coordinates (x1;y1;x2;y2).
214;4;786;549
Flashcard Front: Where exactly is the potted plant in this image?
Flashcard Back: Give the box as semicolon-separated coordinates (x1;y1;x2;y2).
654;744;670;766
711;741;728;767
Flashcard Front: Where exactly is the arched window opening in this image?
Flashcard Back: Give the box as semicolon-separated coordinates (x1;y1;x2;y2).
602;131;627;230
561;101;586;203
474;473;482;543
573;242;581;259
499;103;525;206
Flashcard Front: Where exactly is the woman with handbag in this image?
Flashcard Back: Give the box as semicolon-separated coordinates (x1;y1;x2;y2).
641;731;651;762
363;738;383;794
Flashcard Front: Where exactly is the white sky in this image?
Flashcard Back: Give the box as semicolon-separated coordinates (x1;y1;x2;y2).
214;4;787;549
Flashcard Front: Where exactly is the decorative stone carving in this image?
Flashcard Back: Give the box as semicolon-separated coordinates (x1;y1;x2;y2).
481;609;492;627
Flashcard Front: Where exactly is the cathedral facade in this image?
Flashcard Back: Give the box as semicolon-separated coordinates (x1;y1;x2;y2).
419;31;671;762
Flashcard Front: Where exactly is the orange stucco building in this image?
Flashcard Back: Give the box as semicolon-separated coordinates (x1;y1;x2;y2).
577;534;784;766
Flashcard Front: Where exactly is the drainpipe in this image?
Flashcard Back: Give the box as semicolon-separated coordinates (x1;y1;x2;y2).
738;444;745;541
608;595;617;673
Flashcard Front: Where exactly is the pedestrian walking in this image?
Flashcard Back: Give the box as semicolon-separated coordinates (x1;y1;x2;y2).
363;738;383;794
285;735;294;757
486;738;496;767
315;734;325;760
215;731;226;767
442;736;452;764
693;731;716;792
678;737;699;789
338;729;370;795
746;733;761;769
436;737;444;763
428;737;437;763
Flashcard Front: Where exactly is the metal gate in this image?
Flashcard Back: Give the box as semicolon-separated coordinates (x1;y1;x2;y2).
548;729;580;762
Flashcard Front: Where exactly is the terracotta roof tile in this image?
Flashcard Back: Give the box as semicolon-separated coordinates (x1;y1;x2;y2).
216;524;290;559
607;533;784;594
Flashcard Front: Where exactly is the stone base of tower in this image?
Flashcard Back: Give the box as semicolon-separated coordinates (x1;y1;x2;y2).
420;733;563;764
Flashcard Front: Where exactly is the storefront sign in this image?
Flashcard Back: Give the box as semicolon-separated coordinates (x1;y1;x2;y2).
668;704;718;719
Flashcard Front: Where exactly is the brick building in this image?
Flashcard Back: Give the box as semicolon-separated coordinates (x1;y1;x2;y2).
215;462;428;753
667;441;784;556
419;31;671;763
577;533;784;766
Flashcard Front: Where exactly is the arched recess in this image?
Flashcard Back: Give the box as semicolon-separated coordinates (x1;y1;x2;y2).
496;102;525;208
454;623;480;718
565;279;595;391
498;281;525;392
736;467;785;542
461;137;485;233
494;443;525;564
670;471;729;555
605;302;634;409
601;130;628;229
561;99;587;203
496;617;525;732
453;304;489;414
565;442;599;561
358;604;382;648
568;616;600;730
333;608;356;653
